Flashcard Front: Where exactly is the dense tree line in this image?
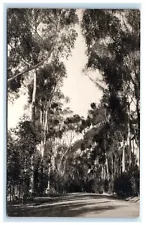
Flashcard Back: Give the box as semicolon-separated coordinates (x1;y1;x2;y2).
7;9;140;202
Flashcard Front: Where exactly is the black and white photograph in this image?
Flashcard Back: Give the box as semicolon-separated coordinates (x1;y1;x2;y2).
7;8;140;217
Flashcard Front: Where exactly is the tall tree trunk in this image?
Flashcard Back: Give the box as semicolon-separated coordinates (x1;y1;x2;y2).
105;157;109;180
110;156;113;190
30;155;34;194
18;182;21;200
43;106;51;193
136;98;140;166
127;122;132;168
127;95;132;168
133;82;140;165
41;108;48;157
122;142;126;173
30;71;37;194
39;101;44;156
31;71;37;123
132;139;135;155
40;100;43;124
10;184;12;202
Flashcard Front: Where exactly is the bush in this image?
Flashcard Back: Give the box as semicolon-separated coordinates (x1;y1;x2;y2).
114;165;140;197
114;173;132;197
104;179;109;192
129;165;140;196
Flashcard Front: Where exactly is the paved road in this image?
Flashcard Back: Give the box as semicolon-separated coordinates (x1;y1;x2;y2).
7;193;139;217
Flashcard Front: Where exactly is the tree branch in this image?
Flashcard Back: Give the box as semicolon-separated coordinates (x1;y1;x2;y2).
88;76;105;91
7;49;53;83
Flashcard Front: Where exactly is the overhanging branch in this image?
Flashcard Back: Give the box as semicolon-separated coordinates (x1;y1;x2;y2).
7;50;52;84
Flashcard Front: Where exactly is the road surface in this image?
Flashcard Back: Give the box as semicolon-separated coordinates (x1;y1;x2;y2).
7;193;139;217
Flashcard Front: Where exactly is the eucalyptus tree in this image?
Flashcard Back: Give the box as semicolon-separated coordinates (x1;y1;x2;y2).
7;8;79;194
81;9;140;172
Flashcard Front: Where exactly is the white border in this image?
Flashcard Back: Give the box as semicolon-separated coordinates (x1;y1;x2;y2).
1;1;145;225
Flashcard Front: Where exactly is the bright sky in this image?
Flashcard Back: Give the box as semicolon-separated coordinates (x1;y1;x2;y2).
8;23;103;129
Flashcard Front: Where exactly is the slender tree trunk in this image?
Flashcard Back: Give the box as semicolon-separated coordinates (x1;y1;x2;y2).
133;82;140;165
31;71;37;123
105;157;109;180
12;185;15;202
127;95;132;168
39;101;44;156
136;99;140;166
113;154;115;177
127;122;132;168
30;71;37;194
10;184;12;202
132;139;135;156
101;165;104;180
43;106;51;193
122;142;126;173
39;100;42;124
30;155;34;194
41;108;48;157
110;156;113;188
18;182;21;200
